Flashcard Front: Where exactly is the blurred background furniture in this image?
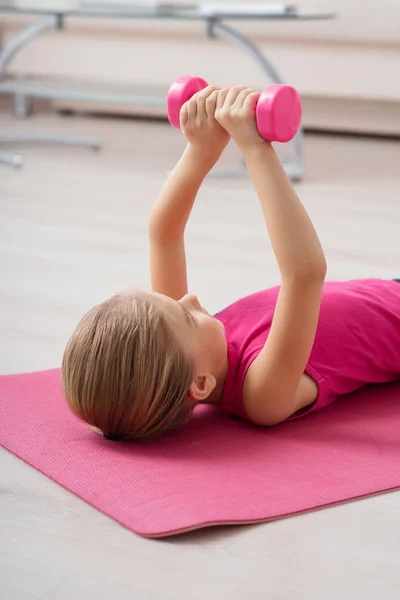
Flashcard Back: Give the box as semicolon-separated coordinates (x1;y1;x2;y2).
2;1;400;137
0;132;101;166
0;1;335;176
0;7;102;166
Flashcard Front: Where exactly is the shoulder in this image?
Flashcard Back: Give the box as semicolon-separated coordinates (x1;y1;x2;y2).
216;287;280;321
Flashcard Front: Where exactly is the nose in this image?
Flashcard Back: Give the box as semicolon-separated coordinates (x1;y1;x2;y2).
180;293;201;311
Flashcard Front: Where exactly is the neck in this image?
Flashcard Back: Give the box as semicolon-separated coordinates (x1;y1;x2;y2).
207;356;229;406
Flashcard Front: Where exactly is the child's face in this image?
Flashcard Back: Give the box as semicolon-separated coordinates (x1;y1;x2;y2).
151;292;227;381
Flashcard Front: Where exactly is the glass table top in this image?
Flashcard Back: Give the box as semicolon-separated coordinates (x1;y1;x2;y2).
0;1;335;20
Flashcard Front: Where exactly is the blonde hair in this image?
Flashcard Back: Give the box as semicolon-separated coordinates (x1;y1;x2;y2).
61;292;194;441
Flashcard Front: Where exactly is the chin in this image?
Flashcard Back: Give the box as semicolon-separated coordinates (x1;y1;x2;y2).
216;323;228;357
216;317;226;335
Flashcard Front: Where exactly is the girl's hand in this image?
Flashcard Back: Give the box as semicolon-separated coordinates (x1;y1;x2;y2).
180;85;231;165
215;86;265;151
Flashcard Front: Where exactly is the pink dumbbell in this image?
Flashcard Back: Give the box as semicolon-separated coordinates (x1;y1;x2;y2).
167;75;302;143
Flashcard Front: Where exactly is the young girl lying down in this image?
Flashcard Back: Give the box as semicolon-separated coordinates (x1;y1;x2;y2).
61;85;400;441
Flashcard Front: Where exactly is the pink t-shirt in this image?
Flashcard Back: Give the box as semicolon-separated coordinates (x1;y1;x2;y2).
215;279;400;421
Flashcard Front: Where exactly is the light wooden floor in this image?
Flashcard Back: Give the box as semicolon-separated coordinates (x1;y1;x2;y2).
1;111;400;599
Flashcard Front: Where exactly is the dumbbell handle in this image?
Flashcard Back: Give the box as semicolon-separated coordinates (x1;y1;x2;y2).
167;75;302;143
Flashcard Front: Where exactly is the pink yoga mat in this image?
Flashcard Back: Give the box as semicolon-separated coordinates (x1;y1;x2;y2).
0;369;399;537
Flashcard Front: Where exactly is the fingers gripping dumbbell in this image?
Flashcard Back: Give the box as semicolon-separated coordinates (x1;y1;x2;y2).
167;75;302;143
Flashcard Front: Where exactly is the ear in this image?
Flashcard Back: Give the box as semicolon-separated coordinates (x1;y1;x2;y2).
189;373;216;404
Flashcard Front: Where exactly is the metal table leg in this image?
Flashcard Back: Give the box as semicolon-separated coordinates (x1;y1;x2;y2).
0;15;61;119
0;149;23;167
0;13;102;164
0;133;101;150
205;18;304;181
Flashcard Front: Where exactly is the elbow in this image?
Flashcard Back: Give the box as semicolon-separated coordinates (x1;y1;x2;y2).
285;260;327;286
148;218;173;244
310;257;327;283
148;215;163;241
317;253;328;280
148;215;184;244
243;391;296;427
250;412;286;427
292;248;327;284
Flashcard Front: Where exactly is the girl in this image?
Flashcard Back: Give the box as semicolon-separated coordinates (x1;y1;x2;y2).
62;85;400;441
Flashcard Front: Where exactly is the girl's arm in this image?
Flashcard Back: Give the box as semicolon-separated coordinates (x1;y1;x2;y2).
215;87;327;425
149;87;230;300
149;145;216;300
241;142;326;425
